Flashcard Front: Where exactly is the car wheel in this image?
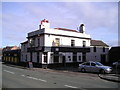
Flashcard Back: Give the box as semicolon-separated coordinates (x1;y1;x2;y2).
100;69;105;74
81;68;86;73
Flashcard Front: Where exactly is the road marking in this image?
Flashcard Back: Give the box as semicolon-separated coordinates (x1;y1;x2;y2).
3;70;15;74
38;78;47;82
21;75;25;77
26;76;47;82
64;85;78;88
27;76;38;80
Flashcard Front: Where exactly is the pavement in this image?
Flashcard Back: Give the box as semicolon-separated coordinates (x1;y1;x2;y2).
98;68;120;83
99;74;120;83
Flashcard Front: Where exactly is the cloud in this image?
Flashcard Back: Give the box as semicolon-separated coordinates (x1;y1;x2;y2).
21;2;118;31
2;2;118;47
55;2;118;31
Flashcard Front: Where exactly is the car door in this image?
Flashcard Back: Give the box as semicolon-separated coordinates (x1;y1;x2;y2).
90;62;99;72
84;62;91;72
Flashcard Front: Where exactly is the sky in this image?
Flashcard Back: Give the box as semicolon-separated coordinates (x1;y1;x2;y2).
1;2;118;48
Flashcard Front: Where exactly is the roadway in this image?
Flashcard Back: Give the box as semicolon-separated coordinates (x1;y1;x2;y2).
2;64;119;89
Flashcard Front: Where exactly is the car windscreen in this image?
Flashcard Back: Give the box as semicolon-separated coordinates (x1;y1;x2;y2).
82;62;90;65
95;62;103;66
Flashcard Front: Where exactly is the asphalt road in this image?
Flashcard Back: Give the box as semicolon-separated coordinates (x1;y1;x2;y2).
2;64;119;89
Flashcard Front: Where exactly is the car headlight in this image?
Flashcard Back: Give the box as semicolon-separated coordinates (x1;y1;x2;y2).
107;68;111;71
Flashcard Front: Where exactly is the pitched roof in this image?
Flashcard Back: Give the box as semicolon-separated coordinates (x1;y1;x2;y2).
54;28;78;32
3;46;20;51
109;46;120;52
21;41;28;44
91;40;109;47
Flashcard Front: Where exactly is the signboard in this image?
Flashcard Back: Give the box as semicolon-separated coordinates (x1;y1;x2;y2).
28;62;33;68
56;48;59;51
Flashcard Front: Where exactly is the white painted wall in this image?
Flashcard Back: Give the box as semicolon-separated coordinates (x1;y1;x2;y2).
27;27;91;48
44;34;90;47
21;43;29;62
27;35;44;48
32;52;37;62
21;53;26;62
21;52;30;62
39;52;42;63
47;52;51;64
86;46;109;63
45;28;90;39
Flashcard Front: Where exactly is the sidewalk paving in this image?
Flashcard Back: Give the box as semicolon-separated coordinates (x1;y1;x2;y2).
99;74;120;83
51;67;120;83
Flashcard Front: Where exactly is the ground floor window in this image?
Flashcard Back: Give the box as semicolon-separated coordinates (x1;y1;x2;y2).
78;56;81;61
68;56;71;61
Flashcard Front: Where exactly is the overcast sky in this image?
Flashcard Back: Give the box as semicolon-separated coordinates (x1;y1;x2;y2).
2;2;118;47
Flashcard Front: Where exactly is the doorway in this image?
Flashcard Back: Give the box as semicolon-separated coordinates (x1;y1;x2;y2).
54;52;59;63
43;52;47;63
62;56;66;67
101;54;106;64
82;53;86;62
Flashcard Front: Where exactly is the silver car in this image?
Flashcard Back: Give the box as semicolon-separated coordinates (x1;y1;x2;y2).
112;61;120;68
79;61;112;74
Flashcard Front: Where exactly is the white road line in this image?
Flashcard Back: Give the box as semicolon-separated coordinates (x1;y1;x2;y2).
3;70;15;74
26;76;47;82
38;78;47;82
64;85;78;88
27;76;38;80
21;75;25;77
26;76;33;79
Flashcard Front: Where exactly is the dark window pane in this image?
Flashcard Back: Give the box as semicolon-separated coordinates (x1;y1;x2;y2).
83;41;86;47
85;62;90;65
93;47;96;52
91;63;96;66
71;40;75;47
103;47;105;52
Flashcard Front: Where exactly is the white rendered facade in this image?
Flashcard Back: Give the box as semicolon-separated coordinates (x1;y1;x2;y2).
21;19;109;67
86;46;109;64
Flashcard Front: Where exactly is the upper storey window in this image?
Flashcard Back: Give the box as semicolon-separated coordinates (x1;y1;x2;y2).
29;38;35;47
55;38;60;46
103;47;105;52
93;46;96;52
38;38;40;47
83;41;86;47
71;40;75;47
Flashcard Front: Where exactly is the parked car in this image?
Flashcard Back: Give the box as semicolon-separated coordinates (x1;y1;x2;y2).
79;61;112;74
112;61;120;69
